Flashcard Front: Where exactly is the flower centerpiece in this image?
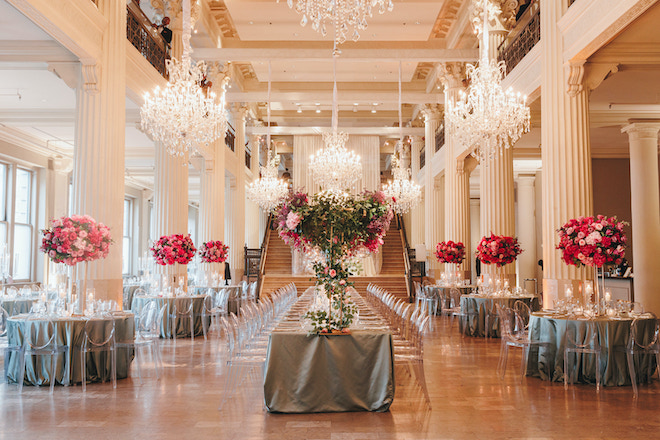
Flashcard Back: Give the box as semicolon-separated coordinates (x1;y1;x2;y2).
556;215;628;314
151;234;197;266
476;234;522;267
40;214;113;311
435;241;465;264
198;240;229;263
275;189;393;333
40;214;112;265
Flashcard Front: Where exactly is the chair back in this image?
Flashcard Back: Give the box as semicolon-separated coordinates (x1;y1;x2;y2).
0;306;8;337
513;300;531;331
26;318;58;351
565;322;600;351
495;303;516;340
137;300;159;336
83;314;116;349
629;312;659;352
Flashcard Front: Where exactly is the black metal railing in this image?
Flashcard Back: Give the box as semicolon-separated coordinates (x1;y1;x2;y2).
397;214;424;302
126;2;169;79
420;147;425;169
497;1;540;75
245;143;252;169
435;124;445;152
244;245;261;284
225;123;236;151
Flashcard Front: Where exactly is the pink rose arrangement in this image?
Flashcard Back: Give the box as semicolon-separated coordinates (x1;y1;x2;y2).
435;240;465;264
476;234;522;267
556;215;627;268
40;215;112;266
198;240;229;263
151;234;197;266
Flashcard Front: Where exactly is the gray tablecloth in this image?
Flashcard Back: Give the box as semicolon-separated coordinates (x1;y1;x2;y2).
1;298;35;316
122;284;150;310
426;286;474;313
526;313;658;386
5;313;134;386
264;330;395;413
460;295;541;338
131;295;208;338
194;286;243;315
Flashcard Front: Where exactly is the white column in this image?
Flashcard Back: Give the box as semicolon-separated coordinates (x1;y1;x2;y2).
198;139;226;277
422;105;443;278
246;133;262;249
72;0;125;304
541;0;593;307
516;175;537;289
229;105;248;281
469;198;481;284
621;122;660;314
409;136;425;248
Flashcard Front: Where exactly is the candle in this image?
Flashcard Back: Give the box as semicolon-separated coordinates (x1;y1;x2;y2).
605;290;611;302
565;287;573;298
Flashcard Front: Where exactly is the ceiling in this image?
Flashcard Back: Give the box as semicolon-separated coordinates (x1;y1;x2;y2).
0;0;658;199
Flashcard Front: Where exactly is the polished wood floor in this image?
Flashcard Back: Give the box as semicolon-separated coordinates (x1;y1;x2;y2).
2;316;659;439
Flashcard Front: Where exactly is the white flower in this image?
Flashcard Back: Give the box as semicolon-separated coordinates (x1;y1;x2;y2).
585;231;602;245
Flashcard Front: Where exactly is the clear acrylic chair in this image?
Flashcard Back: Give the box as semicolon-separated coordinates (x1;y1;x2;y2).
81;313;116;392
19;317;68;393
169;299;195;341
117;301;163;383
1;306;25;385
564;322;601;391
620;312;659;398
496;303;546;381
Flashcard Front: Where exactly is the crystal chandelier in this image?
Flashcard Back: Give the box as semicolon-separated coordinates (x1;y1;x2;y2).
247;62;289;212
140;0;228;158
446;0;530;163
309;52;362;192
383;61;421;214
286;0;394;44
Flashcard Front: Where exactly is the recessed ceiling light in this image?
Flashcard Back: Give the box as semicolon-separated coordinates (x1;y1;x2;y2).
316;108;321;113
249;21;254;25
415;21;421;25
193;29;198;34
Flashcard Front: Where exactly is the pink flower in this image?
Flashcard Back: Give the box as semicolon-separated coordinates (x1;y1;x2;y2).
285;211;301;230
329;269;337;277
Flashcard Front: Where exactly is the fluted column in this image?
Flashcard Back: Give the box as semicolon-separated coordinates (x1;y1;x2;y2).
72;0;125;304
228;105;248;280
246;133;263;248
408;136;425;247
541;0;593;307
198;145;226;278
621;122;660;314
516;175;537;288
422;105;443;278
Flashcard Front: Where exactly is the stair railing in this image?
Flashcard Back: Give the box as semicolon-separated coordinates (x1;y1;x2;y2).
396;214;414;303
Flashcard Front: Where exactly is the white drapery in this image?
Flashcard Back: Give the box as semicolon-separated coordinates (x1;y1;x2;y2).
293;135;380;193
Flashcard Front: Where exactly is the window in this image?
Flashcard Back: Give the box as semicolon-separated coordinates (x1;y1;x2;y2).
0;163;36;281
123;198;133;275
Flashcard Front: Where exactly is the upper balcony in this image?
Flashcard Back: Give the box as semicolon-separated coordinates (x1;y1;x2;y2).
497;1;540;76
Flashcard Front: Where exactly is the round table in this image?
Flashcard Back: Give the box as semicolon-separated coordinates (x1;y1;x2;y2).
526;312;658;386
131;295;208;338
122;284;151;310
194;285;243;315
5;312;135;386
425;285;475;314
1;297;35;316
460;294;541;337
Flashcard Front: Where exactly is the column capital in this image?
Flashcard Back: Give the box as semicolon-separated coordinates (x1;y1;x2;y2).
229;103;248;119
566;60;586;97
622;120;660;139
438;62;466;91
81;62;99;94
421;104;443;123
516;174;536;186
410;135;424;144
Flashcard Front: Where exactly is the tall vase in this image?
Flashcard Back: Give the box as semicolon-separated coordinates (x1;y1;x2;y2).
593;265;602;315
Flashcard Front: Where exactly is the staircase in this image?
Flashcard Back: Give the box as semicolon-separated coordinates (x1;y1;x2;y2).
259;223;410;302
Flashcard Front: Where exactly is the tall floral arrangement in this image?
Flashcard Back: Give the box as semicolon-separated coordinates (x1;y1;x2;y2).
151;234;197;266
40;215;112;265
198;240;229;263
275;189;393;333
476;234;522;267
556;215;627;268
435;241;465;264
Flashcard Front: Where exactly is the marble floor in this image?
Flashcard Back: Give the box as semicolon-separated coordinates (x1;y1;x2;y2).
1;316;659;440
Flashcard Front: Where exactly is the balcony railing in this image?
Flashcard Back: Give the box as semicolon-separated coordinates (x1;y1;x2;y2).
126;1;169;79
245;143;251;169
435;124;445;152
420;147;425;170
225;123;236;152
497;1;540;75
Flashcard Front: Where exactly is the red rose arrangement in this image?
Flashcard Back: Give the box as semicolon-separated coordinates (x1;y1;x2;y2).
476;234;522;267
556;215;627;268
151;234;196;266
198;240;229;263
435;240;465;264
40;215;112;266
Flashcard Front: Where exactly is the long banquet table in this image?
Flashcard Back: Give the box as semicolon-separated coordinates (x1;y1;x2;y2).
460;294;541;338
5;312;135;386
526;311;658;386
263;287;395;413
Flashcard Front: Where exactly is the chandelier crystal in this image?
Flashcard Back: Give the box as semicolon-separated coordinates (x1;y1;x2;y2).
247;61;289;212
309;53;362;192
286;0;394;45
140;0;228;158
446;0;530;163
382;61;421;214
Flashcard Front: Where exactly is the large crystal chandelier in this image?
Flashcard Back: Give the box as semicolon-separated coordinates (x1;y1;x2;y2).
286;0;394;44
247;62;289;212
309;51;362;192
383;61;421;214
140;0;228;158
446;0;530;163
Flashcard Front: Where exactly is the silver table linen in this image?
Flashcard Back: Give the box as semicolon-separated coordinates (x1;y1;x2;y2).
5;313;134;386
460;294;540;337
526;313;658;386
264;330;395;413
131;295;208;338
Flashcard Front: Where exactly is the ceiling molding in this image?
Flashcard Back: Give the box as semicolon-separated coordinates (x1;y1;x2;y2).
247;126;425;136
0;40;77;63
226;91;442;105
